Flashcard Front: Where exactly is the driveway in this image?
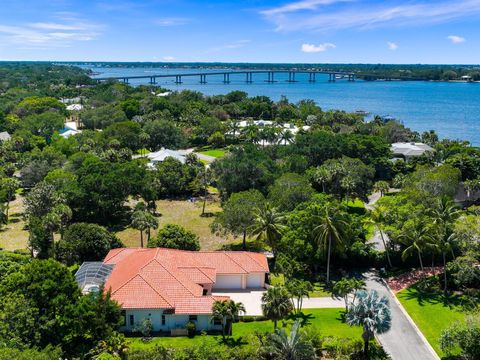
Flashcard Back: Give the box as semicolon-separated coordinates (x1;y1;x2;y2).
212;289;265;315
363;271;439;360
212;290;344;316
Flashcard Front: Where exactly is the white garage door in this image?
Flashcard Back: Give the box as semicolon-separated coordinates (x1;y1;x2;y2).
247;273;264;288
214;275;242;289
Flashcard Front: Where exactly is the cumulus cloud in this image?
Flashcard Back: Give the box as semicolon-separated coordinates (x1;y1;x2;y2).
447;35;466;43
162;56;175;61
387;41;398;50
301;42;336;52
261;0;480;32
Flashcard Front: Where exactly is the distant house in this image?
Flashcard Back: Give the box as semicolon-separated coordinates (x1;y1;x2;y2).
461;75;473;82
66;104;84;111
391;142;434;160
59;121;81;139
146;148;187;167
0;131;11;142
75;248;269;333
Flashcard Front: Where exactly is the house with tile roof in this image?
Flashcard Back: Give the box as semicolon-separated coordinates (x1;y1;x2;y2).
75;248;269;333
391;142;434;160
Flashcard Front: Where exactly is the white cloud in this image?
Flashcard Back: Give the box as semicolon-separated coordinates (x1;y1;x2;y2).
387;41;398;50
155;18;189;26
301;42;336;53
261;0;480;32
262;0;353;16
162;56;175;61
0;16;102;47
447;35;466;43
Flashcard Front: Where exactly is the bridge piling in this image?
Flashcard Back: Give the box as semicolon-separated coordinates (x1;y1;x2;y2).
223;73;230;84
200;74;207;84
287;71;297;83
309;72;316;82
245;72;253;83
175;75;182;84
149;77;156;84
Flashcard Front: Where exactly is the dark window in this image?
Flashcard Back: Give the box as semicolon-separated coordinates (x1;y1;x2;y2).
189;315;198;322
162;315;166;325
129;314;134;326
213;318;221;325
202;289;208;296
120;310;126;326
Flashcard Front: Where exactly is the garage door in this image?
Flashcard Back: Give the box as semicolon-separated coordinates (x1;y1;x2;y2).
214;275;242;289
247;273;264;288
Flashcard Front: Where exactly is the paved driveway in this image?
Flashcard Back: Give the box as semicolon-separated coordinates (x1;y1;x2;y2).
212;289;265;315
212;290;344;316
364;272;439;360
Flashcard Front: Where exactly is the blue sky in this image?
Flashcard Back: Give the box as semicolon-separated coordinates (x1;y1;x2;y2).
0;0;479;63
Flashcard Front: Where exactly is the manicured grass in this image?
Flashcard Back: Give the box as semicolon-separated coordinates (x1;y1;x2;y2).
266;274;332;298
128;308;361;350
117;198;234;250
197;149;226;158
397;286;467;357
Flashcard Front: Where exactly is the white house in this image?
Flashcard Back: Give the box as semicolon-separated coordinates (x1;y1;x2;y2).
59;121;81;139
391;142;434;160
75;248;269;333
146;148;187;168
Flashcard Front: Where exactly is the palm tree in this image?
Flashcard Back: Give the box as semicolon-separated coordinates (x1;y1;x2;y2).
464;179;480;201
313;204;348;283
264;320;316;360
131;209;158;247
434;227;458;291
340;175;356;204
431;197;460;226
314;166;332;193
250;203;286;260
367;204;393;268
373;180;389;197
279;129;295;145
261;286;293;330
346;290;392;356
398;220;434;272
211;300;245;340
241;124;260;144
52;204;72;240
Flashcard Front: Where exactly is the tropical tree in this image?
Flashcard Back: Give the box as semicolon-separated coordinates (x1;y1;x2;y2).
286;279;313;314
131;209;158;248
332;277;366;312
263;320;316;360
313;204;348;283
373;180;389;197
261;286;293;330
434;227;458;291
313;166;332;193
398;220;434;272
211;300;245;340
367;204;393;268
346;290;392;356
250;203;286;259
278;129;295;145
464;178;480;201
0;177;19;222
340;175;356;203
52;203;72;240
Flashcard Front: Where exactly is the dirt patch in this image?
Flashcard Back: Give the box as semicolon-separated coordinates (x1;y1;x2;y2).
387;267;444;293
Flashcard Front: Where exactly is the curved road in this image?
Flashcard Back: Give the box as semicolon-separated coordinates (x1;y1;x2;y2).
364;272;439;360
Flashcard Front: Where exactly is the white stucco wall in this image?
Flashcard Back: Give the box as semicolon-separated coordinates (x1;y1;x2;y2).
120;309;219;333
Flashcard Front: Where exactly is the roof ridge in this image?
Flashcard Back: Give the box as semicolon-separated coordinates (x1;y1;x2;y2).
152;258;200;297
224;252;247;273
137;273;174;308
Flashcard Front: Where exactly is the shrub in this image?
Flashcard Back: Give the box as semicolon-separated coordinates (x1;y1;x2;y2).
148;224;200;251
186;321;196;338
440;316;480;360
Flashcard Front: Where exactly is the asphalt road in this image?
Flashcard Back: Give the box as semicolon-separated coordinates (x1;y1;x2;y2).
364;272;439;360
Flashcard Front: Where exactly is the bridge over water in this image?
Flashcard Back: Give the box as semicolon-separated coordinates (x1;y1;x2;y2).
93;69;424;85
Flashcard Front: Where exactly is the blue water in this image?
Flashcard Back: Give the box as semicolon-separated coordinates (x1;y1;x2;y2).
84;66;480;146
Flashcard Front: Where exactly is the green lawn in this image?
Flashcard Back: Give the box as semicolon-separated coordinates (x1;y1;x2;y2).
197;149;226;158
397;286;467;357
269;274;332;297
128;308;360;351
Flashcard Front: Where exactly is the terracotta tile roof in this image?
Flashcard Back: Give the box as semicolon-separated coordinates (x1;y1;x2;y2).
103;248;269;314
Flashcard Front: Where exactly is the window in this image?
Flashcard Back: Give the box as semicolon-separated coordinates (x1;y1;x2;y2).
129;314;134;326
120;310;126;326
161;315;166;325
189;315;198;322
202;289;208;296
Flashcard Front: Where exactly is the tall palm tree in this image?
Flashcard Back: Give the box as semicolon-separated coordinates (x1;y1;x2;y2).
264;320;316;360
434;227;458;291
373;180;390;197
340;175;356;204
131;209;158;248
52;203;72;240
279;129;295;145
314;166;332;193
211;300;245;340
261;286;293;330
398;220;434;272
250;203;286;259
346;290;392;356
431;196;460;226
367;204;393;268
313;204;348;283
